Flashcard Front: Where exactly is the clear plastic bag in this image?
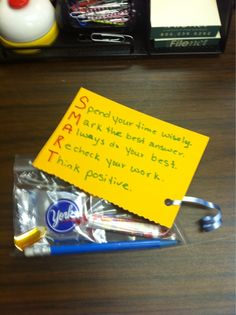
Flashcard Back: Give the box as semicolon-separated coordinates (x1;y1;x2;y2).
13;156;185;256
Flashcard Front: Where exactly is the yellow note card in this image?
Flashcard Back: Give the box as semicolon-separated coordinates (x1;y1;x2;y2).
33;87;209;228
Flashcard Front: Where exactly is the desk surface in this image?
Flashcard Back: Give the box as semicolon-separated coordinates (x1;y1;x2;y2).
0;14;235;315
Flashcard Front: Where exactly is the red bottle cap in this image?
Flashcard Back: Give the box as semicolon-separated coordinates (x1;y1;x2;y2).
8;0;29;9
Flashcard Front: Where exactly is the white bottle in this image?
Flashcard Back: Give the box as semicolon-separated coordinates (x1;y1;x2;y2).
0;0;59;53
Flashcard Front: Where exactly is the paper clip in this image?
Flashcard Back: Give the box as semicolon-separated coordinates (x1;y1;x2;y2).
165;196;222;232
91;32;133;43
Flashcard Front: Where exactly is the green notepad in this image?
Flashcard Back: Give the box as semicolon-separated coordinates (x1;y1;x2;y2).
150;0;221;39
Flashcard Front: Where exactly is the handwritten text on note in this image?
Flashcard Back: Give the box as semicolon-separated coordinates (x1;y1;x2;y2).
33;88;209;227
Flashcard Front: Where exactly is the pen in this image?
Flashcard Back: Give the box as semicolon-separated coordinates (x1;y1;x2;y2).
24;239;179;256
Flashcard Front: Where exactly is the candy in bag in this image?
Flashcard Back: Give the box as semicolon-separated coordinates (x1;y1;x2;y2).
13;156;177;253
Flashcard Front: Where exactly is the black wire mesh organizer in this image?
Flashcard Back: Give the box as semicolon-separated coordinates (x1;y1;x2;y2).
0;0;234;62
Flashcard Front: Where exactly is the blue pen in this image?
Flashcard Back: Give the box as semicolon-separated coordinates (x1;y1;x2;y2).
24;239;179;257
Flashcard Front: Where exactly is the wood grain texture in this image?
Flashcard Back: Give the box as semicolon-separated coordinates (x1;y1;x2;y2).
0;13;235;315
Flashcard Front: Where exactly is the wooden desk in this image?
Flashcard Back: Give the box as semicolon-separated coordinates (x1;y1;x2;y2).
0;14;235;315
